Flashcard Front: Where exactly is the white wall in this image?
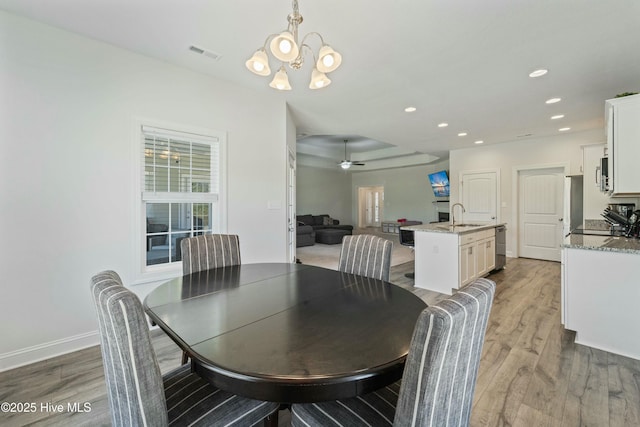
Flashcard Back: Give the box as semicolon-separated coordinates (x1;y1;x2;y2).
350;161;450;226
296;166;352;224
449;129;602;256
0;11;289;370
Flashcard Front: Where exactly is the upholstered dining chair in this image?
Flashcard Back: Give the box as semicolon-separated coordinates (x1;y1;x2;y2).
181;233;241;275
90;270;279;427
338;234;393;281
291;278;496;427
179;234;241;363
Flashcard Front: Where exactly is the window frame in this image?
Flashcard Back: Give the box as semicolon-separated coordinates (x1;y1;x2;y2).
133;119;227;283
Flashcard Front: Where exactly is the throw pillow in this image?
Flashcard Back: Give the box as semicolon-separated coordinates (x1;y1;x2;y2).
322;216;334;225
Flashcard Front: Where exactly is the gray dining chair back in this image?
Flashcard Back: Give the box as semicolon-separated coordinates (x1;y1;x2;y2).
291;278;496;427
338;234;393;281
90;270;278;427
181;233;241;275
91;270;167;426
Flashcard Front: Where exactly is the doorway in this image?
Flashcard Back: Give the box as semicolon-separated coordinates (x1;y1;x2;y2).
358;186;384;228
287;149;296;263
516;166;566;262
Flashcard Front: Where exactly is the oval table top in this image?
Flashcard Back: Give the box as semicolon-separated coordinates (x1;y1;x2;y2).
144;263;427;403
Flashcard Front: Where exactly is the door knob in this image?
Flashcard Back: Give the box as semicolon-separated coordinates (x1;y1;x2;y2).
559;218;564;222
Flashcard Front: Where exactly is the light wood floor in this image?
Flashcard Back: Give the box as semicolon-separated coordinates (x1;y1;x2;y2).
1;258;639;426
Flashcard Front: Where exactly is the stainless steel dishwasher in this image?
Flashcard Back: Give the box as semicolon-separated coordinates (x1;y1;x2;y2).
493;225;506;271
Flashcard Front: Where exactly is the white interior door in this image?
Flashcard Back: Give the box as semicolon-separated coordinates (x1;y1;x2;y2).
358;186;384;228
460;171;498;223
518;167;564;261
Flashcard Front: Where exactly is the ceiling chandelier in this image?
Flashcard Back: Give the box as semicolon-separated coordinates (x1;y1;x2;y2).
245;0;342;91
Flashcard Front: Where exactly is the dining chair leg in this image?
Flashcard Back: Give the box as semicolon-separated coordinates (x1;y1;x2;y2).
264;410;278;427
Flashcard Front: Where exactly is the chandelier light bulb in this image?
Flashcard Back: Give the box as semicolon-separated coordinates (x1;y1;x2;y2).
245;49;271;76
279;39;292;54
270;31;299;62
309;68;331;89
316;45;342;73
269;66;292;91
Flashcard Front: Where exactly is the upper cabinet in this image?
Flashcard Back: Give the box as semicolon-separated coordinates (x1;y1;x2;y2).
605;94;640;195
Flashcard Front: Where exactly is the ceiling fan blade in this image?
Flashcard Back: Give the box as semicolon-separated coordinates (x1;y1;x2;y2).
353;162;365;166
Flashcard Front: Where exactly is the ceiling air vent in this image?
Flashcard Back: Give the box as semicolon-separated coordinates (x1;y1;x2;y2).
189;45;222;61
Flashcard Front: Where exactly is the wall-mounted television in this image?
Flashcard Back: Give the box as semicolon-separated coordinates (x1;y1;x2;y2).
428;170;450;197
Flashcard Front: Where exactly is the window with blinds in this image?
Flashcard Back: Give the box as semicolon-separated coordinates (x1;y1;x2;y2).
142;125;222;268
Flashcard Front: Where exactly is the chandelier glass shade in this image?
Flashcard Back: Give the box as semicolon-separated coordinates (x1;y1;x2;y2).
245;0;342;90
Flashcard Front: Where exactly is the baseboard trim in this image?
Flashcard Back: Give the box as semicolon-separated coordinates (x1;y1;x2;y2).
0;331;100;372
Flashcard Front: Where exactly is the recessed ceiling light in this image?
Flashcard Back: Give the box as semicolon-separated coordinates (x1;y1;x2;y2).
404;107;416;112
551;114;565;120
458;132;468;137
559;127;571;132
474;140;484;144
438;123;448;128
546;97;562;104
529;69;548;78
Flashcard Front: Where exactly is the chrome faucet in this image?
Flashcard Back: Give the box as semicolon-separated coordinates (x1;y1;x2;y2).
451;203;466;226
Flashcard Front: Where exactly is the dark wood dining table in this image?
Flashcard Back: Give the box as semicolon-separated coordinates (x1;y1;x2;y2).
144;263;427;404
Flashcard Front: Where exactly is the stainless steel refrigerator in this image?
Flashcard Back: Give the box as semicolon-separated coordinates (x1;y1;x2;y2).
563;175;584;235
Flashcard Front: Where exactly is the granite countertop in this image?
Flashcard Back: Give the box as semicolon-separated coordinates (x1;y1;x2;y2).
563;234;640;254
401;222;505;235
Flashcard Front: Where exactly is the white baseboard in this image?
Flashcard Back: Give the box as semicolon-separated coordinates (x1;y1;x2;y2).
0;331;100;372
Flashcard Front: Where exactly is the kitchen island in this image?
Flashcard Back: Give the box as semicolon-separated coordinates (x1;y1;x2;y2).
561;233;640;360
401;223;504;295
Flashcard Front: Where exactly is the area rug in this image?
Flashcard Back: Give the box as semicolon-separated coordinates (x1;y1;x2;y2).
296;228;414;270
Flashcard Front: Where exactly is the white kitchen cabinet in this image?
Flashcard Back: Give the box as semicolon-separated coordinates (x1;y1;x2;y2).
411;224;500;295
482;237;496;274
459;242;475;287
459;229;496;286
474;230;495;277
605;94;640;195
562;245;640;359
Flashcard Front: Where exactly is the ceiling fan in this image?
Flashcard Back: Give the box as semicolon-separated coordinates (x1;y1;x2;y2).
338;140;365;169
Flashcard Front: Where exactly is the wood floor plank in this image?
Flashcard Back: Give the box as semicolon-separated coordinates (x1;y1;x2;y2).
561;344;610;427
521;321;576;423
607;352;640;427
513;403;564;427
471;348;538;426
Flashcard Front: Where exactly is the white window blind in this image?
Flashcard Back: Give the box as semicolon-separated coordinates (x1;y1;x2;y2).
141;125;222;268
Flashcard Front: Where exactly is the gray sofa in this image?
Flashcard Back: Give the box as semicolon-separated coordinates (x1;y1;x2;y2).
296;214;353;247
296;223;316;247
